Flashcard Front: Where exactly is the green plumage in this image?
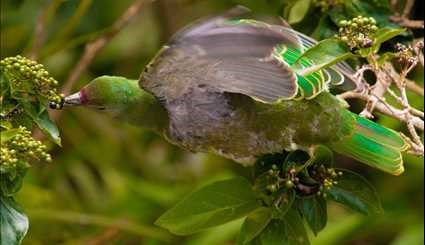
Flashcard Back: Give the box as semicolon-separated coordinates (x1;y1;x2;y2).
66;12;408;175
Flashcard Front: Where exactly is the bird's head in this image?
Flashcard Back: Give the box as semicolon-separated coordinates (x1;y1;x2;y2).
63;76;141;113
62;75;168;131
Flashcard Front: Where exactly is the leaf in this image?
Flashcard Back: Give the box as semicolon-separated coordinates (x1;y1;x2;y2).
0;121;12;130
288;0;311;24
0;196;29;245
326;169;383;215
377;52;396;65
0;129;20;144
19;101;61;146
0;164;28;195
252;209;310;245
297;196;327;235
272;189;296;218
238;207;272;245
294;38;355;75
372;27;405;53
33;110;61;146
155;177;260;235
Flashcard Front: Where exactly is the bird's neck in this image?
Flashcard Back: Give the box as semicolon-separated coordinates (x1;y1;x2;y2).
119;89;169;133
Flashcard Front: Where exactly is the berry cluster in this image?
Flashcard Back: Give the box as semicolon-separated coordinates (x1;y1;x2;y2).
310;165;343;197
313;0;343;12
265;164;299;193
394;43;422;67
337;16;378;50
1;126;51;169
0;56;64;109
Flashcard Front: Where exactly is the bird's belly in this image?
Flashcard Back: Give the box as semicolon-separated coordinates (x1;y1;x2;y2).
164;91;314;165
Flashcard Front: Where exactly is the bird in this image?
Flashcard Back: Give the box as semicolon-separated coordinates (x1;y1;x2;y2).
62;7;408;175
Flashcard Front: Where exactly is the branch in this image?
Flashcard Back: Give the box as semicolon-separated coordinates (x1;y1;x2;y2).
27;0;63;60
60;0;154;97
33;0;154;140
390;0;424;29
338;91;424;131
28;209;173;242
53;0;154;120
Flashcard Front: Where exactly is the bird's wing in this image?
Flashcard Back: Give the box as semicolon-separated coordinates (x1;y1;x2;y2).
148;15;355;104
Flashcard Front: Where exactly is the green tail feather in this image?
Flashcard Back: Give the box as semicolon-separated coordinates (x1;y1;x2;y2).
330;113;408;175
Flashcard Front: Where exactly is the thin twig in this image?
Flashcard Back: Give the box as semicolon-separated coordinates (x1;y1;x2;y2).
33;0;154;140
28;0;64;60
28;209;173;242
338;91;424;131
53;0;154;121
390;0;424;29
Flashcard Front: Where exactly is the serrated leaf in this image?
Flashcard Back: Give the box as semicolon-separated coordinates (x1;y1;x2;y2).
288;0;311;24
297;196;327;235
326;169;383;215
294;38;355;75
0;196;29;245
251;209;310;245
238;207;272;245
155;177;260;235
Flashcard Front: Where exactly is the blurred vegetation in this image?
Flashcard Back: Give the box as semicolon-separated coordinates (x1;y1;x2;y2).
1;0;423;244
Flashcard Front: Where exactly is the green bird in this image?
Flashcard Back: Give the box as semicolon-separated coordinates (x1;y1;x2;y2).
63;9;408;175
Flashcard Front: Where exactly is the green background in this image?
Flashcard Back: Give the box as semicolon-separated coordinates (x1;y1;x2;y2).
1;0;423;244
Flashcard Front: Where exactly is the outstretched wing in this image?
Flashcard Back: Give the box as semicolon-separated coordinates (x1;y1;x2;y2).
141;12;354;104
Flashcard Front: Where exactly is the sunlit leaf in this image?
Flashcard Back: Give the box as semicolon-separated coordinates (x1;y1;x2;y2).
0;196;29;245
0;129;20;144
372;27;405;53
155;177;260;235
294;38;355;75
288;0;311;24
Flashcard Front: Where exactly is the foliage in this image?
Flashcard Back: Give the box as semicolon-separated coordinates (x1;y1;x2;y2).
0;0;423;244
0;56;62;245
156;149;383;244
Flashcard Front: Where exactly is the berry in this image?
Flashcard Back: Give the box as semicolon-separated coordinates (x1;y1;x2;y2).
337;16;378;49
1;126;52;168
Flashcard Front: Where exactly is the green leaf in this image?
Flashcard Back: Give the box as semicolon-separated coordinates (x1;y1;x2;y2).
0;121;12;130
252;209;310;245
238;207;272;245
33;110;61;146
155;177;260;235
0;129;20;144
0;196;29;245
297;196;327;235
0;165;28;195
372;27;405;53
377;52;396;65
294;38;355;75
326;169;383;215
19;101;61;146
288;0;311;24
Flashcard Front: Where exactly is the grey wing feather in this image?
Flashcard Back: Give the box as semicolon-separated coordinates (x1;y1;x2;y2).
279;26;356;86
162;23;301;103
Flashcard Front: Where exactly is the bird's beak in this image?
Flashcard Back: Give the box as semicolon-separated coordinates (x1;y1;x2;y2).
64;92;82;107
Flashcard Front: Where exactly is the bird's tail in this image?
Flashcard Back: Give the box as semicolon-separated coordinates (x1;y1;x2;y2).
329;113;409;175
